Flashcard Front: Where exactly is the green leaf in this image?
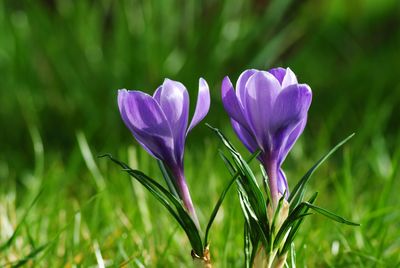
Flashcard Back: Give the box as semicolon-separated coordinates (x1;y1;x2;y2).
209;125;272;248
275;192;318;250
204;171;236;246
238;188;270;252
206;123;239;154
100;154;204;256
271;194;286;235
157;160;179;198
210;148;263;247
289;133;355;209
303;202;360;226
290;242;296;268
127;170;203;255
218;149;237;175
244;223;251;268
260;164;272;203
219;150;265;249
234;158;269;232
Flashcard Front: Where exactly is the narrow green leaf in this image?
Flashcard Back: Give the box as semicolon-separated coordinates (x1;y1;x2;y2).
303;202;360;226
289;133;355;209
238;187;270;249
100;154;204;256
204;172;236;246
157;160;179;198
244;223;251;268
209;125;271;246
290;242;296;268
218;149;237;175
274;192;318;249
271;194;286;235
126;167;203;255
206;123;238;154
237;186;259;223
130;173;204;255
280;193;319;253
260;164;272;203
204;148;262;246
236;167;270;238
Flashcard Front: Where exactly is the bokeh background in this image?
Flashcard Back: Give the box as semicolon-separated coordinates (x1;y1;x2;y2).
1;0;399;266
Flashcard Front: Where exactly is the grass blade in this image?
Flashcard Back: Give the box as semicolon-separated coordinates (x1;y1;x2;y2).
0;188;44;252
5;243;49;267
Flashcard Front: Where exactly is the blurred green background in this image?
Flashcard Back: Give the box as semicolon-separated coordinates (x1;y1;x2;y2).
1;0;400;267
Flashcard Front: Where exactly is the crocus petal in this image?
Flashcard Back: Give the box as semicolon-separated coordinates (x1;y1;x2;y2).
268;67;286;84
158;79;189;133
231;119;258;154
118;91;158;158
152;86;163;101
186;78;210;134
277;168;289;197
223;67;312;201
270;84;312;137
118;89;174;162
278;117;307;166
243;71;281;149
157;79;189;162
281;67;298;89
221;76;248;128
236;69;258;106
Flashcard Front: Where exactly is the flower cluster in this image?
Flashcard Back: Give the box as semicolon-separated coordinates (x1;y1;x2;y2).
112;67;357;267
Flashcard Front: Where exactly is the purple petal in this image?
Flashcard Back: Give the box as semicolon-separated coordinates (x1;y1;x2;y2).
268;67;286;84
243;71;281;149
231;119;258;154
152;86;163;101
270;84;312;137
281;67;298;88
186;78;210;134
221;76;248;128
158;79;189;162
277;168;289;197
118;90;158;158
236;69;258;105
278;117;307;166
118;89;175;162
158;79;189;132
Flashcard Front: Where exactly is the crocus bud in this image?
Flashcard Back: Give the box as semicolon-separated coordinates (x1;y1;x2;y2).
118;78;210;225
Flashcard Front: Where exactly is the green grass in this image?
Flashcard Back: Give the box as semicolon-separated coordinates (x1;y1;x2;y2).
1;126;400;267
1;0;400;267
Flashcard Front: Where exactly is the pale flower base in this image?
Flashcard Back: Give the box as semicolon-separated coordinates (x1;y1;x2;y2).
192;245;212;268
253;197;289;268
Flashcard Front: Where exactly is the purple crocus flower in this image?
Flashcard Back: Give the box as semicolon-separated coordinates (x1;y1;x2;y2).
118;78;210;225
221;68;312;205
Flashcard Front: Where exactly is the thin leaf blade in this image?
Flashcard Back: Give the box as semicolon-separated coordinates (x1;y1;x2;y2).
289;133;355;209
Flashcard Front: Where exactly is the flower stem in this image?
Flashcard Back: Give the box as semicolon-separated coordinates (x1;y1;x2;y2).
175;169;200;229
265;158;279;207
